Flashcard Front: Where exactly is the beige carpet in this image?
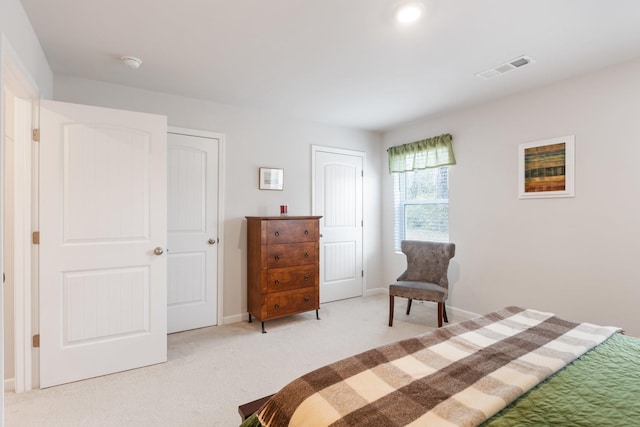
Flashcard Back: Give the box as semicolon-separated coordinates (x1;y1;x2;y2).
5;294;475;427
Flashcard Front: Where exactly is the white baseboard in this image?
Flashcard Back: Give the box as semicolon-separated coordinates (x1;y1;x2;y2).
365;287;481;320
223;313;246;325
4;377;15;392
223;292;481;325
364;288;387;297
224;290;387;324
449;306;480;320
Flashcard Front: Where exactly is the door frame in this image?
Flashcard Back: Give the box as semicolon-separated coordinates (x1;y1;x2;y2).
310;145;366;299
168;126;225;326
1;35;40;393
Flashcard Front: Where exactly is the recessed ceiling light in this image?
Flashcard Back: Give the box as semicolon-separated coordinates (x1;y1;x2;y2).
395;2;425;23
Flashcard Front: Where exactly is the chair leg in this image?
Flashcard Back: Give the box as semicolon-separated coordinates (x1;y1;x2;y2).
388;294;394;327
437;303;443;328
406;298;413;315
443;302;448;323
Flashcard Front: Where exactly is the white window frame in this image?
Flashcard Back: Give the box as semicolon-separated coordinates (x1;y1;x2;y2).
393;167;449;251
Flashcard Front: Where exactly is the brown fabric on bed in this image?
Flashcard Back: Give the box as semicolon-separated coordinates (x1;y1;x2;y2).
257;307;619;427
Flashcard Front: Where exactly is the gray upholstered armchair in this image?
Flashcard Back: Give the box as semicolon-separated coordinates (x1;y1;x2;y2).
388;240;456;328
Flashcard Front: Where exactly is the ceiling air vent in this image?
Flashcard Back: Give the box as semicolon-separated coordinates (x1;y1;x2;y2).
475;55;535;80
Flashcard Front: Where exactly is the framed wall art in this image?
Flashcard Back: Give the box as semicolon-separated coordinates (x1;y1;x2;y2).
518;135;575;199
259;167;284;190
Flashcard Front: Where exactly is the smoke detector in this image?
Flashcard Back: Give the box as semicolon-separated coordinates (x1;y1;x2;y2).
121;56;142;70
476;55;535;80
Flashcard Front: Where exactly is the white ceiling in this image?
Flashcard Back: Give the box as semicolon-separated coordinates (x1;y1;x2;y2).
18;0;640;131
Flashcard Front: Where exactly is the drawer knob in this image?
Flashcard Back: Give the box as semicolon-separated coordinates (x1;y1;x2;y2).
304;297;310;303
274;231;280;237
304;275;310;281
304;252;309;258
275;279;280;285
304;230;309;235
274;303;280;309
274;255;280;261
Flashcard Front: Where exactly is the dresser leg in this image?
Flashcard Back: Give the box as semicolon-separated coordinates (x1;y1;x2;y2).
248;313;252;323
316;309;320;320
261;322;267;334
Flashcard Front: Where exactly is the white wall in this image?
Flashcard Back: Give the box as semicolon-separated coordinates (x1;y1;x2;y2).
53;75;383;321
382;57;640;337
0;0;53;97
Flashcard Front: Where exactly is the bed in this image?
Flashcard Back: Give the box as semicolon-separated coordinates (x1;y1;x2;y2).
239;306;640;426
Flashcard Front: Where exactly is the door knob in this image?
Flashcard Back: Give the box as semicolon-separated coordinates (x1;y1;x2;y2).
153;247;164;256
208;238;216;245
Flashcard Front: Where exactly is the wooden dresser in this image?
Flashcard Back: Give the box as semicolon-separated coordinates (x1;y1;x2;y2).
246;216;322;333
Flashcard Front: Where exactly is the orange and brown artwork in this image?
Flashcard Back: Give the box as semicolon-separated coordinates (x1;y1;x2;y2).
524;142;566;193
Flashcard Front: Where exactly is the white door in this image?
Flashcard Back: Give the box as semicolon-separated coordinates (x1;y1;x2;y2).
39;100;167;388
167;130;219;333
313;148;364;303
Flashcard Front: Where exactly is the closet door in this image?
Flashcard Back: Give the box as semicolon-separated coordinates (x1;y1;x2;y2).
313;148;364;303
39;100;167;387
167;130;219;333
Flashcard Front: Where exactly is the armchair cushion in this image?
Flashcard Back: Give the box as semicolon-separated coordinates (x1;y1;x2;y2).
389;281;447;302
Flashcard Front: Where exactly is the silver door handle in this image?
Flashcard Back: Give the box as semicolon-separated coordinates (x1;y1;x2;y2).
208;238;216;245
154;247;164;256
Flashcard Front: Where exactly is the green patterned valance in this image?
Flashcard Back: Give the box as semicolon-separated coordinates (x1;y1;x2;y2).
387;133;456;173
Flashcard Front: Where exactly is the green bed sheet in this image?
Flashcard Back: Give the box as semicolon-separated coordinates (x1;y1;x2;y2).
240;333;640;427
240;413;262;427
483;332;640;426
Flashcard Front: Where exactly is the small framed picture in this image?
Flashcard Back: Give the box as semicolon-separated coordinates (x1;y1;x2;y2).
259;167;284;190
518;135;575;199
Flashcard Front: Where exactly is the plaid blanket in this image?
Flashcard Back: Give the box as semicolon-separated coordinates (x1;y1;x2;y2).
257;306;619;427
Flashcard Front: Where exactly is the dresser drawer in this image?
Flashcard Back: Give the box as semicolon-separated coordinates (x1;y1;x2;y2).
267;242;317;268
266;220;318;244
246;216;321;330
266;265;317;293
265;287;319;318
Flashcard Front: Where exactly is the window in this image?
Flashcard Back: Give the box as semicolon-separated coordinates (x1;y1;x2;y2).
387;133;455;251
393;167;449;250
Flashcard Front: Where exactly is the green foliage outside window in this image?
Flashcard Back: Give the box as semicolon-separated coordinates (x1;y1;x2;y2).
394;167;449;250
